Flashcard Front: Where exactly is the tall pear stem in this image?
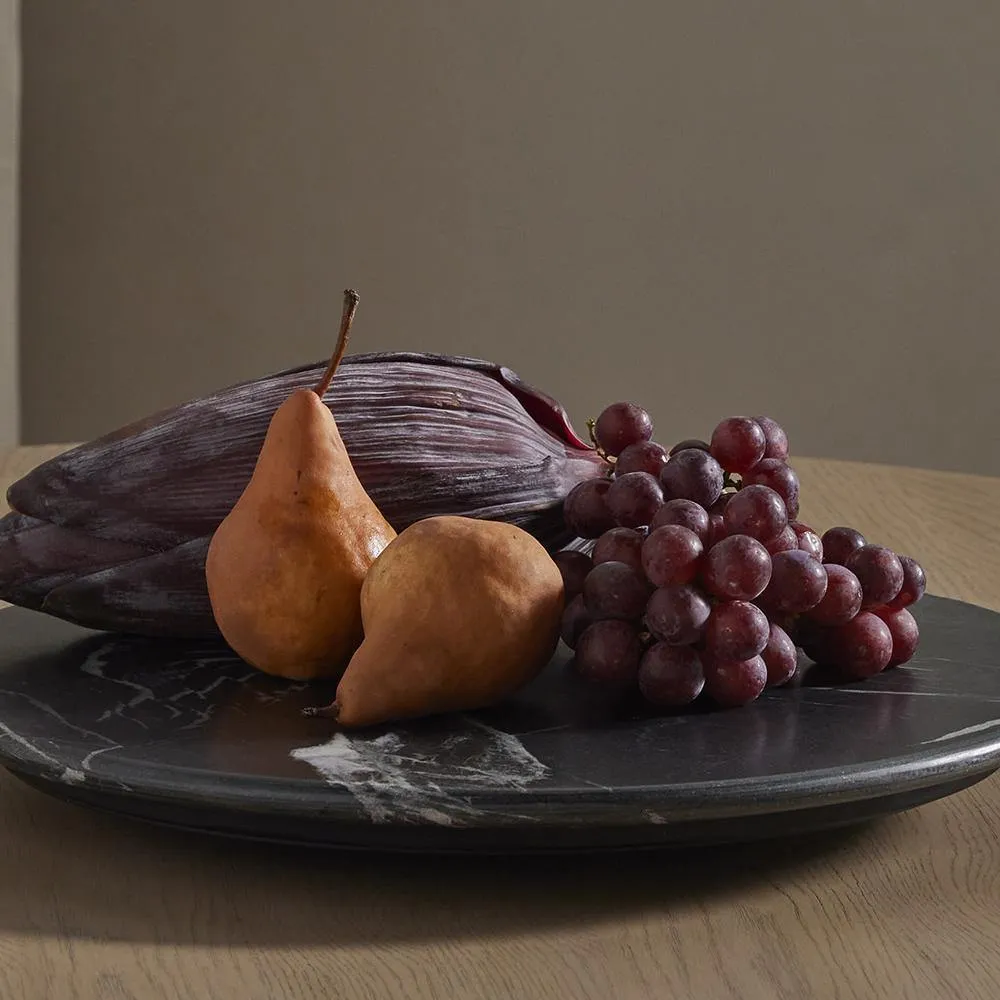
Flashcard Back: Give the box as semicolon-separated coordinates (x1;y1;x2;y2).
314;288;360;399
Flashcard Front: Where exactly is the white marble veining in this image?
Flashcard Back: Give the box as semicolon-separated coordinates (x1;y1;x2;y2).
291;719;549;825
922;719;1000;744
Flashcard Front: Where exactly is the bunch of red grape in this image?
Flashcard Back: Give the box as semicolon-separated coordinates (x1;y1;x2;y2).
556;403;926;710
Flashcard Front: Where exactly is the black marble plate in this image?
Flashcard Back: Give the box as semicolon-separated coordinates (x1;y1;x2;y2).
1;596;998;853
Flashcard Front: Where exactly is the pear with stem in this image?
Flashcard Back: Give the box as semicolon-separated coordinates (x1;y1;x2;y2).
206;289;396;679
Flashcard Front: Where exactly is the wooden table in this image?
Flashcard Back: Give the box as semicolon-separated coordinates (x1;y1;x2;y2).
2;445;1000;1000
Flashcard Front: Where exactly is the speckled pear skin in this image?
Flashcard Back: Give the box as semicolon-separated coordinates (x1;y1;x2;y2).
330;516;566;728
206;388;396;680
1;354;603;637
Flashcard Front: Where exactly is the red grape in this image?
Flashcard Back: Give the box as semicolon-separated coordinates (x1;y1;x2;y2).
650;498;710;541
744;459;800;519
705;600;770;661
703;654;768;707
754;416;789;461
669;438;711;456
645;585;711;645
821;526;866;566
845;545;904;608
641;525;704;587
710;417;766;474
638;644;705;707
831;612;893;679
723;484;789;543
564;478;615;538
606;471;664;528
707;512;728;549
710;493;733;514
887;556;926;610
615;440;670;478
874;607;920;667
560;595;592;648
594;403;653;456
553;550;593;600
583;561;651;621
766;526;799;555
660;448;725;508
702;534;772;600
575;620;643;685
592;528;646;574
762;622;797;687
806;563;863;626
761;550;828;614
791;521;823;560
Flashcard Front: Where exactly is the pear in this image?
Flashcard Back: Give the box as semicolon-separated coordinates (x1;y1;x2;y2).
308;515;565;727
205;290;396;679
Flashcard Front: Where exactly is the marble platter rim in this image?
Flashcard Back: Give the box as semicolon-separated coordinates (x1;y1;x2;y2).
4;723;1000;825
1;595;1000;850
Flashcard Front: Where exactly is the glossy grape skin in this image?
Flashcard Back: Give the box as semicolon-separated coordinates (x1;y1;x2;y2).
754;416;789;461
762;622;798;687
594;403;653;456
638;644;705;707
710;417;766;474
560;595;592;648
791;522;823;560
659;448;725;508
831;612;893;679
669;438;711;456
641;525;704;587
806;563;863;626
606;471;664;528
887;556;927;609
707;494;733;548
723;484;789;543
703;654;768;708
645;585;712;645
650;498;710;541
574;620;643;685
766;526;799;555
702;534;772;600
553;550;593;600
706;512;728;549
592;528;646;574
821;526;866;566
710;493;733;515
845;545;904;608
564;478;615;538
583;561;651;621
874;607;920;667
615;441;670;478
704;600;770;661
744;459;800;519
761;550;828;614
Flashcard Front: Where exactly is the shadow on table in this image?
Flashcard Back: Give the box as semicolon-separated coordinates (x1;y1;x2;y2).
0;774;890;948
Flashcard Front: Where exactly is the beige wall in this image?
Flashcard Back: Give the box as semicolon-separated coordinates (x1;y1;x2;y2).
19;2;1000;473
0;0;16;445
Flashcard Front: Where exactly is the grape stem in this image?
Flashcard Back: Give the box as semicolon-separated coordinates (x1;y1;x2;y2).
585;417;616;467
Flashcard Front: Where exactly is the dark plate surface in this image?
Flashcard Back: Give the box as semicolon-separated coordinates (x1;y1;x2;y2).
1;596;999;852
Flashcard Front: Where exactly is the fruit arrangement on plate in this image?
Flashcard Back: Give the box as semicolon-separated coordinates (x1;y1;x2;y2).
557;404;925;711
0;289;925;729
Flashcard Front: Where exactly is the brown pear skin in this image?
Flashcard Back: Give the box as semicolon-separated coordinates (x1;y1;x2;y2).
205;290;396;679
314;515;565;727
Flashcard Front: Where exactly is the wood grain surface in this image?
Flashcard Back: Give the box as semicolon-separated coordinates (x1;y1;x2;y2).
2;445;1000;1000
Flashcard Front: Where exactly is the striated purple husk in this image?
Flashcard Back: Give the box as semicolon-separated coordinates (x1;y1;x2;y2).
1;352;604;637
